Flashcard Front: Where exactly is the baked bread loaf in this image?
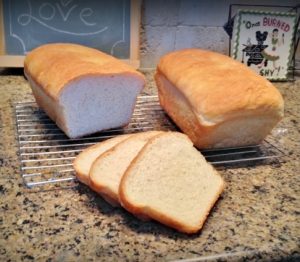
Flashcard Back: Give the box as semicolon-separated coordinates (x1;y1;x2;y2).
155;48;284;149
73;134;133;185
89;131;162;206
119;132;225;234
24;43;145;138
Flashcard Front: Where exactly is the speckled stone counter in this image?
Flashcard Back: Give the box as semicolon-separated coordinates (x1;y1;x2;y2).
0;70;299;262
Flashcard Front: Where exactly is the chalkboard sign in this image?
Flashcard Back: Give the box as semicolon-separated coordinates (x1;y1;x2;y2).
0;0;141;67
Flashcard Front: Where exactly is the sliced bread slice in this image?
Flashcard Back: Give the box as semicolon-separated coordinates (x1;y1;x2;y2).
89;131;163;206
73;134;132;185
119;132;225;234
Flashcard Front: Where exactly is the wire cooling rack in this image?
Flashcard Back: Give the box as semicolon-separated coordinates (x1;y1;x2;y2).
14;95;284;188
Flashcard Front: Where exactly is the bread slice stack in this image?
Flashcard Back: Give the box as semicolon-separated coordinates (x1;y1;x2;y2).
73;131;225;234
73;134;133;186
89;131;162;206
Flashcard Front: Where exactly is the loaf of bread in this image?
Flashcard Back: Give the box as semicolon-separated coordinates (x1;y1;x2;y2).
155;48;284;149
24;43;145;138
119;132;225;234
73;134;133;185
89;131;162;207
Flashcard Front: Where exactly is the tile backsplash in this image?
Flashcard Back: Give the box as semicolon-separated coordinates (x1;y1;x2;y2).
140;0;300;68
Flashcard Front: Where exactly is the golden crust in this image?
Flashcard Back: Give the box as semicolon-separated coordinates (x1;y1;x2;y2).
155;72;214;148
89;143;125;203
24;43;145;101
157;48;284;122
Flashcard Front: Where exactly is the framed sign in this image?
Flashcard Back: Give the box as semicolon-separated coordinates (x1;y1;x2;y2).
232;10;297;80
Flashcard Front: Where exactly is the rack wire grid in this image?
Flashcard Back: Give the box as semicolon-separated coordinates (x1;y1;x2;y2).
14;95;284;189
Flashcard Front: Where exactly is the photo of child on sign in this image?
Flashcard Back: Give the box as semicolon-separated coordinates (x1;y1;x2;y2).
232;10;297;80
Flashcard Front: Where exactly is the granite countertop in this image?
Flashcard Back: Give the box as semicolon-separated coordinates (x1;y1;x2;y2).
0;70;299;261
